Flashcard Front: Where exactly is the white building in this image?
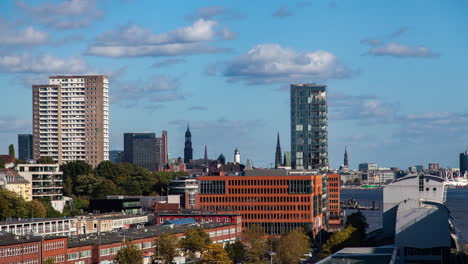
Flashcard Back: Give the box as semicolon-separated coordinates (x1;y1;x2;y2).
383;174;447;238
32;75;109;167
17;163;64;212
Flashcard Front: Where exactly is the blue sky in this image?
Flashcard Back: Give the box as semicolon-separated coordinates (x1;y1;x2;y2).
0;0;467;169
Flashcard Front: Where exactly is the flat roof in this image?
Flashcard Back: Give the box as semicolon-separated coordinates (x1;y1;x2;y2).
67;222;236;248
0;233;66;247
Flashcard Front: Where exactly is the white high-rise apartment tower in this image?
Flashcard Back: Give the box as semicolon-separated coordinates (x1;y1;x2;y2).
32;75;109;166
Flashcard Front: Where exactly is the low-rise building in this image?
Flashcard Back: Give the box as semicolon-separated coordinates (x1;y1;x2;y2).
0;218;77;237
16;164;64;212
0;234;68;264
168;177;198;209
89;196;142;215
0;169;32;201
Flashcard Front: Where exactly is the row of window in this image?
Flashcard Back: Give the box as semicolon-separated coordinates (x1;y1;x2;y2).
0;245;39;257
227;179;288;186
67;250;91;260
200;195;311;204
7;259;39;264
202;204;312;212
44;241;65;251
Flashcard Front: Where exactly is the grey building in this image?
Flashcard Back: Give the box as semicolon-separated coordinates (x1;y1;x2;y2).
359;163;378;171
18;134;33;161
109;150;123;163
290;84;328;171
124;133;160;171
460;150;468;176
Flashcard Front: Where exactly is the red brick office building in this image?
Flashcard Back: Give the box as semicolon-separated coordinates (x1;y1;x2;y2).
197;169;325;235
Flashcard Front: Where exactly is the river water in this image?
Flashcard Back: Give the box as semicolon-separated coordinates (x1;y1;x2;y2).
341;188;468;242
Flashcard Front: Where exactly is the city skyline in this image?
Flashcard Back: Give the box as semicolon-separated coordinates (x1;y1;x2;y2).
0;0;467;168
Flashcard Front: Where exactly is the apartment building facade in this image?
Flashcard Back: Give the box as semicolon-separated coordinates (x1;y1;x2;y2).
17;164;64;212
32;75;109;166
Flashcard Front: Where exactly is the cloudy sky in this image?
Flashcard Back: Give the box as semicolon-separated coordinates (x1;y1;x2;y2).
0;0;467;169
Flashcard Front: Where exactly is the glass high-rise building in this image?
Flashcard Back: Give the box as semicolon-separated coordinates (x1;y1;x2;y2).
460;150;468;176
18;134;33;161
290;84;328;171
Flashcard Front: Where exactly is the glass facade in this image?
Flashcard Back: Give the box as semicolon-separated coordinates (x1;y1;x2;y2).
290;84;328;171
18;134;33;161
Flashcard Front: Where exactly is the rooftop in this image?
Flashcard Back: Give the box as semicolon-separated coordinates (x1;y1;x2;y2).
0;232;65;247
67;222;236;248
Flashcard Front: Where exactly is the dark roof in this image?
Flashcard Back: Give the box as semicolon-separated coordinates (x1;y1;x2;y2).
0;155;15;163
0;233;65;247
67;222;236;248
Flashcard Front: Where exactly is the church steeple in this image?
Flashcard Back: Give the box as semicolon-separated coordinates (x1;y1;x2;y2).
344;146;349;167
204;145;208;163
275;132;282;168
184;123;193;163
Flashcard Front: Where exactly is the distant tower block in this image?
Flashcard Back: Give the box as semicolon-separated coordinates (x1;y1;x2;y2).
234;148;241;164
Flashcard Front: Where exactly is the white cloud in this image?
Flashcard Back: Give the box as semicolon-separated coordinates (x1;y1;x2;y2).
16;0;104;29
221;44;351;84
0;53;88;73
369;42;436;58
329;93;398;123
361;28;437;58
87;19;235;57
0;26;48;45
111;75;184;108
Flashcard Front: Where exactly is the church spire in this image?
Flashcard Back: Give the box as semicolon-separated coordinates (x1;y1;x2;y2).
204;145;208;163
184;122;193;164
344;146;349;167
275;132;282;168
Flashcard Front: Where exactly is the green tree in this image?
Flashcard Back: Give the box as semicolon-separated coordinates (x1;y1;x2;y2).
43;258;56;264
345;211;369;238
278;229;310;264
60;160;93;196
153;171;188;196
225;240;246;263
96;161;127;183
155;233;179;264
353;178;362;184
61;160;93;180
0;189;29;220
27;200;47;218
8;144;15;158
0;156;5;169
243;225;266;264
179;228;212;258
320;226;360;259
92;178;119;198
202;243;231;264
37;156;55;164
74;174;101;197
115;241;143;264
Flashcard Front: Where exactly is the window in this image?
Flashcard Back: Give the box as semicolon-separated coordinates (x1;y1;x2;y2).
67;252;79;260
142;242;152;249
80;250;91;258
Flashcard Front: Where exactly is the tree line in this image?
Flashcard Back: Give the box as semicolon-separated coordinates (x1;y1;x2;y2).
0;189;62;220
61;160;189;199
